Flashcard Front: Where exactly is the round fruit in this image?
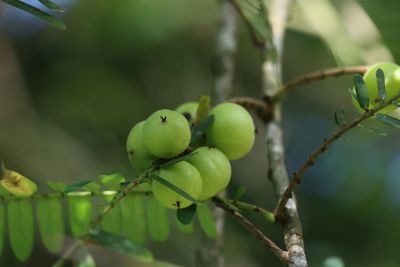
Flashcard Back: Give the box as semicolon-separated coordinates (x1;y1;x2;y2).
352;62;400;117
152;161;202;209
175;102;198;122
206;103;255;160
143;109;191;159
126;121;157;172
187;147;231;200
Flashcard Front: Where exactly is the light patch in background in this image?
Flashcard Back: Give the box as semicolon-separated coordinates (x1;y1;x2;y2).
384;155;400;206
0;0;74;38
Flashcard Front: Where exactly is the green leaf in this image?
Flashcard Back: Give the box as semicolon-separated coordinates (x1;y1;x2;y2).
121;194;147;245
333;107;346;127
76;250;96;267
233;186;246;201
190;115;214;145
321;256;345;267
2;0;66;30
177;204;197;225
100;196;123;235
99;173;126;190
150;174;199;204
64;180;99;193
232;0;271;44
353;74;369;110
46;181;67;192
374;113;400;128
38;0;63;11
376;68;386;101
194;95;211;125
36;198;64;253
68;196;93;238
175;217;194;234
88;229;153;263
197;204;217;239
8;199;34;261
146;197;170;242
391;100;400;107
0;203;4;257
356;124;387;136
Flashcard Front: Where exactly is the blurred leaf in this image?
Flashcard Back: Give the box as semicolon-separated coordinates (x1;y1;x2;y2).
146;197;170;242
374;113;400;128
1;162;37;197
88;229;153;263
197;204;217;239
233;186;246;201
232;0;270;44
64;180;99;193
175;217;194;234
191;115;214;145
376;68;386;101
37;198;64;253
356;124;387;136
8;200;34;261
194;95;210;125
99;173;126;190
391;100;400;107
121;194;147;244
2;0;66;30
321;256;345;267
150;174;199;204
46;181;67;192
177;204;197;225
100;196;123;235
353;74;369;110
38;0;63;11
0;203;4;257
68;196;93;238
76;251;96;267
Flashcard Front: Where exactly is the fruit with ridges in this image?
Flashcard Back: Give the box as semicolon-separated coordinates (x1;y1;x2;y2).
175;102;198;123
143;109;191;159
152;161;202;209
126;121;157;172
352;62;400;118
206;103;255;160
187;147;231;200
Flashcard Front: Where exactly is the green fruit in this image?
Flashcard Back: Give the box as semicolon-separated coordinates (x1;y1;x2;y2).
352;62;400;118
126;121;157;172
187;147;231;200
206;103;255;160
143;109;191;159
175;102;198;122
152;161;202;209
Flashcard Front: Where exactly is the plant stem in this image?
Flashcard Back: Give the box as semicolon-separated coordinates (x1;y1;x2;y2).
274;92;400;219
228;199;275;223
276;65;368;99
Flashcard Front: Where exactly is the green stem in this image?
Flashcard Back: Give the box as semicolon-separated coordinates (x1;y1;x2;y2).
228;199;275;223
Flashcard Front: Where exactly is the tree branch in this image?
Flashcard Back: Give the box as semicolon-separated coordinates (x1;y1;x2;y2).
276;65;368;99
274;92;400;219
262;0;308;266
212;197;288;263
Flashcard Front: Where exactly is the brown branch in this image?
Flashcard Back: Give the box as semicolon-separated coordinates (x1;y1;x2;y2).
276;65;368;99
229;96;273;122
212;197;288;263
274;92;400;219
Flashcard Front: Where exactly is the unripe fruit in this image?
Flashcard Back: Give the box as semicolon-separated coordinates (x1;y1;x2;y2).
206;103;255;160
152;161;202;209
143;109;191;159
187;147;231;200
352;62;400;118
126;121;157;172
175;102;198;122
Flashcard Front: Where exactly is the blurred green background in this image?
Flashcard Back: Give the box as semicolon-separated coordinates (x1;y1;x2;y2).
0;0;400;266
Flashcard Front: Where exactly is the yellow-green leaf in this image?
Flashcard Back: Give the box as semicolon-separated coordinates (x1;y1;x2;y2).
100;196;123;235
197;204;217;239
1;162;37;197
121;194;147;245
8;199;34;261
146;197;169;242
0;203;4;257
68;196;92;238
175;218;194;234
36;198;64;253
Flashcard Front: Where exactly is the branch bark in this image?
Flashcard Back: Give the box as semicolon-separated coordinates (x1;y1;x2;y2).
262;0;308;266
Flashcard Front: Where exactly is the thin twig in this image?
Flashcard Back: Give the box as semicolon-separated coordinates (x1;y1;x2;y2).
274;92;400;219
276;65;368;99
229;96;272;122
228;199;275;223
213;197;288;263
262;0;308;266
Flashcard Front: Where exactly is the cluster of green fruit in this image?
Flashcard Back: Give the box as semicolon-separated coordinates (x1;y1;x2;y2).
126;101;255;209
352;62;400;118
